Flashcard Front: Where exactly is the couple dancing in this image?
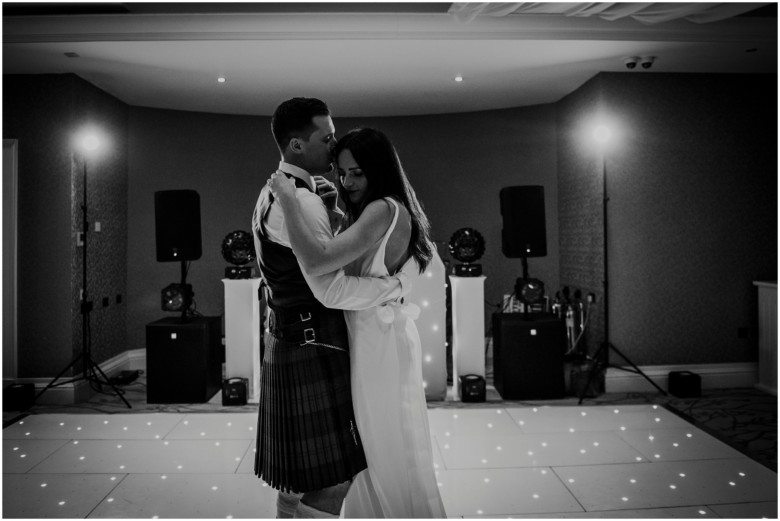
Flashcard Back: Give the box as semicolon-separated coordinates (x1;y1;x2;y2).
252;97;446;518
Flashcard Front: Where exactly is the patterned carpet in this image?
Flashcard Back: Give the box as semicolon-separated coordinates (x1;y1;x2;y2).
663;387;777;472
5;373;776;473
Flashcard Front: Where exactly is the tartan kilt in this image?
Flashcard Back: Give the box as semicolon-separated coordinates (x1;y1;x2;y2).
254;309;367;493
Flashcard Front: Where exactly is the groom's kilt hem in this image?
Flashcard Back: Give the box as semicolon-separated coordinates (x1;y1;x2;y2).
254;329;367;493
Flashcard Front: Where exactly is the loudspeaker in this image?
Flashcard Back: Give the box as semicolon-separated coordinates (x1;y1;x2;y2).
146;316;222;403
154;190;202;262
492;313;565;399
500;185;547;258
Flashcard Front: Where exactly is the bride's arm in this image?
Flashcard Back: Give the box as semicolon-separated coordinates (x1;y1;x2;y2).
271;175;392;276
308;266;413;310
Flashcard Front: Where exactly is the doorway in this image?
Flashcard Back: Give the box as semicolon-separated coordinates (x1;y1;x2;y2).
3;139;18;382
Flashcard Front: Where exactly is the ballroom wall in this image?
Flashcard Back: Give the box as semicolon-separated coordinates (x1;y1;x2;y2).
557;72;777;365
126;104;561;352
3;70;776;385
3;73;129;377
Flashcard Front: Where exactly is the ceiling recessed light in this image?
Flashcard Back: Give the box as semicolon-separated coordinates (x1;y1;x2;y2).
217;77;227;83
454;75;464;82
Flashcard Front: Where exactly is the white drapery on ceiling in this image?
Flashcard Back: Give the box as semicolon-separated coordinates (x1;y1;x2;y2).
449;2;765;24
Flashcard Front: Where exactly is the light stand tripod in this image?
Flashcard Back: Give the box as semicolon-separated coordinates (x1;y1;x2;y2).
578;130;666;404
36;149;131;408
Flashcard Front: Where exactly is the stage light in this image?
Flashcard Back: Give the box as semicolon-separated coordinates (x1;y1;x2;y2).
448;227;485;276
162;283;193;312
221;230;255;279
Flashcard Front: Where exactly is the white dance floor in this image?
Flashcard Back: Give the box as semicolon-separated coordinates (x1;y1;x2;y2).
3;405;777;518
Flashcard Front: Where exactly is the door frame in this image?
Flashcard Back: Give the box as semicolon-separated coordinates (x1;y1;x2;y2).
3;139;19;382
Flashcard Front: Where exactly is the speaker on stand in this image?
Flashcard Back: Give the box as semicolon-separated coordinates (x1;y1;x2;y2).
500;185;548;315
494;185;565;399
148;190;220;404
500;185;547;260
154;190;202;322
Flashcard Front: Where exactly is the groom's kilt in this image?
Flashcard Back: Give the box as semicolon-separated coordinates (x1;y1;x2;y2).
254;307;367;493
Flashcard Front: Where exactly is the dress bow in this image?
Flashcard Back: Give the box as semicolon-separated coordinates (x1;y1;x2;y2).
377;300;421;324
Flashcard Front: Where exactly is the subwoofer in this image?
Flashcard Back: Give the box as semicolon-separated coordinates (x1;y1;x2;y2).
146;316;222;403
154;190;202;262
492;313;565;399
500;185;547;258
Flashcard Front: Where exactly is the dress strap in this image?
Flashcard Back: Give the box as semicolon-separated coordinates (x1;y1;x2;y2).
371;198;400;275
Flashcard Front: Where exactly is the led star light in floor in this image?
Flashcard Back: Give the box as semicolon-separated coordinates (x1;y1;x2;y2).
3;406;777;518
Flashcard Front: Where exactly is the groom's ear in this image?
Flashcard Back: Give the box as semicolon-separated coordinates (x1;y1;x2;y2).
289;138;303;154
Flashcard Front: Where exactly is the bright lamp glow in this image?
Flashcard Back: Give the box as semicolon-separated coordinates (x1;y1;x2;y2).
74;126;108;158
593;125;611;144
82;135;100;151
580;114;622;153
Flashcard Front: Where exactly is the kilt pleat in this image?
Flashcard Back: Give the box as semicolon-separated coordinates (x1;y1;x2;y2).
255;321;367;493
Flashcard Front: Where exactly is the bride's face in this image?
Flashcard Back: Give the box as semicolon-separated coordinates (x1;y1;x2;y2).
337;149;368;205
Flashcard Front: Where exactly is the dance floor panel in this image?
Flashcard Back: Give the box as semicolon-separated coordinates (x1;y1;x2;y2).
3;405;777;519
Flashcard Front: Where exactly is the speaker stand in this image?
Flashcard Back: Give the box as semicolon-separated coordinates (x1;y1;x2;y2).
577;341;667;404
179;260;190;323
520;257;530;319
578;152;666;404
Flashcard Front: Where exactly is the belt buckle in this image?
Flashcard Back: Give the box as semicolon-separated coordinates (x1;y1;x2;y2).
302;328;316;345
300;312;312;322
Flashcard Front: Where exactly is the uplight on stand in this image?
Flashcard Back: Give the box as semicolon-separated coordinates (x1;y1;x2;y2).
578;122;666;403
35;130;131;408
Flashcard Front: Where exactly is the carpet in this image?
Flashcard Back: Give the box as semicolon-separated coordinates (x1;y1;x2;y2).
663;387;777;472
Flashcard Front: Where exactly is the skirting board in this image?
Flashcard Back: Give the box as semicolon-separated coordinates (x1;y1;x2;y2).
605;362;758;394
15;350;759;403
13;349;146;405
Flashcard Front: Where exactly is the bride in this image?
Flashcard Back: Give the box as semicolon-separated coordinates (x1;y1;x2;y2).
268;127;445;518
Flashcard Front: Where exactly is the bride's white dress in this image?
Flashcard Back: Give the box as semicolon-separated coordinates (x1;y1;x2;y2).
343;197;446;518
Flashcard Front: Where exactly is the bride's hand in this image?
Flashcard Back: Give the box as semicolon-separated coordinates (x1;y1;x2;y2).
267;172;296;204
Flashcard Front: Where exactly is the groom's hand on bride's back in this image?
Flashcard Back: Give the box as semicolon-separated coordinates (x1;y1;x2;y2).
314;175;339;210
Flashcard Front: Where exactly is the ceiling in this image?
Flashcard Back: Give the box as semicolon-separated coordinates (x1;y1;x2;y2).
3;2;777;117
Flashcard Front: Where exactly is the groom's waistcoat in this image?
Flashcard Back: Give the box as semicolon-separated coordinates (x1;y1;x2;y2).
254;177;324;311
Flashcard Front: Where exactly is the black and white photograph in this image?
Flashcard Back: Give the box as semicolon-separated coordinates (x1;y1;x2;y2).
2;2;777;518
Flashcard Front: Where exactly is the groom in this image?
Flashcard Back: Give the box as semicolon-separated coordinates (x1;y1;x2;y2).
252;97;409;518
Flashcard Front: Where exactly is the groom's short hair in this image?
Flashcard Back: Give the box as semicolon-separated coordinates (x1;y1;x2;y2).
272;97;331;151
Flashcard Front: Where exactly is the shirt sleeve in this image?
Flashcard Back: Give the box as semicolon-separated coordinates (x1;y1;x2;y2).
297;190;412;310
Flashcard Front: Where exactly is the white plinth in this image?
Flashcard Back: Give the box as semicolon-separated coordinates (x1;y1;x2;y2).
449;275;486;400
754;281;777;395
223;278;263;403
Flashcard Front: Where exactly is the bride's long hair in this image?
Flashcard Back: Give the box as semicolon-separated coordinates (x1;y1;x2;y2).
334;127;433;273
